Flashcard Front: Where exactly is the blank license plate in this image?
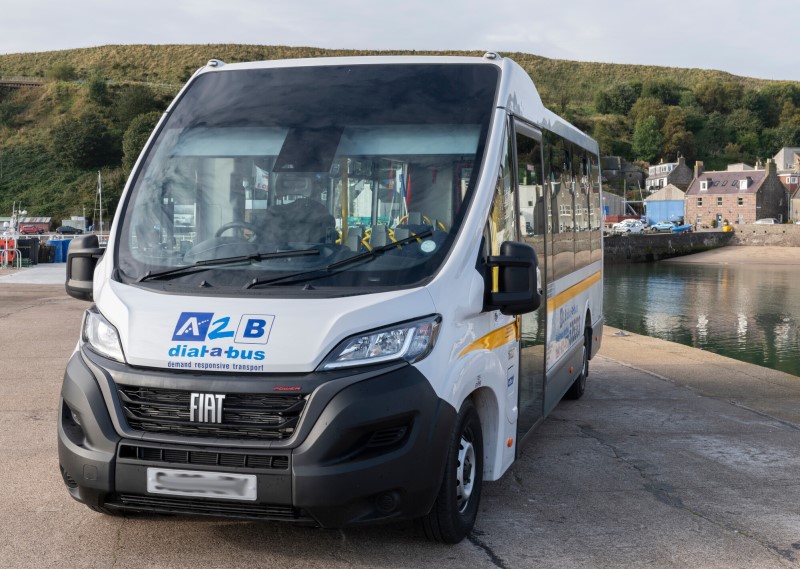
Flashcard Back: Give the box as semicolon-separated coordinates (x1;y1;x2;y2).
147;468;257;501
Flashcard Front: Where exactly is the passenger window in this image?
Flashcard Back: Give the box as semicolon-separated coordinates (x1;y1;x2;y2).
515;129;545;258
573;149;591;269
545;134;575;280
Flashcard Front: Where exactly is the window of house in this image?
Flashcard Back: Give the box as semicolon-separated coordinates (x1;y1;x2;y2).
717;197;723;206
738;196;743;206
697;197;703;206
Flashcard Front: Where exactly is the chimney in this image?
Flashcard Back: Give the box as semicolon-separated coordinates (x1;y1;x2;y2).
694;161;704;179
677;155;685;167
766;158;777;176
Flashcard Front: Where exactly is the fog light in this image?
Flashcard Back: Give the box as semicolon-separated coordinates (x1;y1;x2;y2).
375;491;400;513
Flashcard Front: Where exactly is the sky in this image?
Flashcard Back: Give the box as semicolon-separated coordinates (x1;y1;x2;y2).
2;0;799;82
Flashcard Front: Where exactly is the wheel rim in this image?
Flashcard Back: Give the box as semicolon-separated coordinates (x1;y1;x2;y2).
456;434;476;513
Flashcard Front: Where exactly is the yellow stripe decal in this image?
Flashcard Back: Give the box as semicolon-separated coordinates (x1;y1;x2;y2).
458;321;518;359
546;271;602;312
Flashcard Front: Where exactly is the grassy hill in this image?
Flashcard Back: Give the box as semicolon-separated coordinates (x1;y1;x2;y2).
0;44;779;103
0;44;799;224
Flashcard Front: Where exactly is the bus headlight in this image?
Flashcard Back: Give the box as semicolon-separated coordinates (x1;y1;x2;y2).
320;315;441;370
82;308;126;363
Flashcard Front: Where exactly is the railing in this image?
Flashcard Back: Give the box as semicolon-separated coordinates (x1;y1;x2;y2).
1;248;22;269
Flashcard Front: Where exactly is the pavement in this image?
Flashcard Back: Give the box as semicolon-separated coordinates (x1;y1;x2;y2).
665;245;800;266
1;283;800;568
0;263;66;284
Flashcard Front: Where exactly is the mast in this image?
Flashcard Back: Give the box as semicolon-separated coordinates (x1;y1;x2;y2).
95;171;103;239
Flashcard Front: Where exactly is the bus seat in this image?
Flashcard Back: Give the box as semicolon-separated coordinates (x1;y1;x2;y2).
346;227;363;252
369;224;388;248
393;227;410;240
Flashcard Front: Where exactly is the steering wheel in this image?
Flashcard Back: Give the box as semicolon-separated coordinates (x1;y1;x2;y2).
214;221;259;242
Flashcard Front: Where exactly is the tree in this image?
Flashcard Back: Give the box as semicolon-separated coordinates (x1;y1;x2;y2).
642;79;683;106
594;82;641;115
629;97;668;128
661;108;696;162
113;85;161;130
51;111;121;169
662;107;687;142
663;130;696;163
694;80;743;114
593;115;632;158
45;63;76;81
87;71;108;104
696;111;730;157
632;117;663;163
122;111;161;172
741;89;780;129
726;108;763;142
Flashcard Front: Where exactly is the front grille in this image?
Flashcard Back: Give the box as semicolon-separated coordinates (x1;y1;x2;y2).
108;494;309;521
117;386;306;441
119;444;289;470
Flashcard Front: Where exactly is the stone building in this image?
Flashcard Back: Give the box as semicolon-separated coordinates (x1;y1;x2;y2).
645;156;694;191
685;160;787;227
601;156;646;189
771;147;800;197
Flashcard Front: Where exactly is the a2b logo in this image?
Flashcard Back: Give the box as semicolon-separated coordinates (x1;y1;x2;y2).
172;312;274;345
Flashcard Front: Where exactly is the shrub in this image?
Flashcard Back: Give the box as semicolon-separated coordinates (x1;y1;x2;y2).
51;111;121;169
122;111;161;172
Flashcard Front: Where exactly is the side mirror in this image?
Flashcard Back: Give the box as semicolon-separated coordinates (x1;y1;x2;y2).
65;234;105;301
485;241;541;315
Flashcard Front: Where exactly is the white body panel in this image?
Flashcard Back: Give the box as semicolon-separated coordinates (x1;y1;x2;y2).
92;54;602;483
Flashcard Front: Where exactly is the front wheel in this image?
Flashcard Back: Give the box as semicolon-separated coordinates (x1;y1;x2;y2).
419;399;483;544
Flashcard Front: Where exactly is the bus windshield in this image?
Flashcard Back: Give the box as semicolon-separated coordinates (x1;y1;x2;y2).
116;64;498;293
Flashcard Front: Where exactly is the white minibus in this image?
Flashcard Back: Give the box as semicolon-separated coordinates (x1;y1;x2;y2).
60;53;603;543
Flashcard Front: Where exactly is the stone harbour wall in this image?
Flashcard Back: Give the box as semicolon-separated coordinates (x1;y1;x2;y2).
604;231;734;263
731;224;800;246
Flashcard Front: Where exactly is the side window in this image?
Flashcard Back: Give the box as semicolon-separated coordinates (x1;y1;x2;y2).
515;128;545;263
573;147;591;269
544;133;575;280
589;154;602;263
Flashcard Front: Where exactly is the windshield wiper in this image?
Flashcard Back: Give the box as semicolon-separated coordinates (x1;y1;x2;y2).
244;229;433;289
137;249;320;282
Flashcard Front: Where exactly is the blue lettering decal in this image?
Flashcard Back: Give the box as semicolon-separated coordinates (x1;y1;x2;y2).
235;314;274;344
208;317;235;340
243;319;267;338
172;312;213;341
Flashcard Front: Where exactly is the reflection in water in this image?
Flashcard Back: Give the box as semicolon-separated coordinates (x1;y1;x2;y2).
604;262;800;377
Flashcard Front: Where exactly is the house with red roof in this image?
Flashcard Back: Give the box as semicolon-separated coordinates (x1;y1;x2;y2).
685;159;787;227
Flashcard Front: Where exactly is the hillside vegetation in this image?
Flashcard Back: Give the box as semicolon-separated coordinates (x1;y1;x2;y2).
1;44;799;223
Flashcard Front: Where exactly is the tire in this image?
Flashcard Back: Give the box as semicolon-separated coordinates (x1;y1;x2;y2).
564;328;590;400
419;399;483;544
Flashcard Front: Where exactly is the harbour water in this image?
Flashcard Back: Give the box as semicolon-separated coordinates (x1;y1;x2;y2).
603;259;800;377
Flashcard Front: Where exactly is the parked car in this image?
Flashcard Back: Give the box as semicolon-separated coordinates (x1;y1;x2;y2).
754;218;778;225
611;219;645;235
19;225;44;235
651;220;677;233
55;226;83;235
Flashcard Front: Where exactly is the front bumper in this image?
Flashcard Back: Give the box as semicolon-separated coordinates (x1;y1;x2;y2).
58;349;455;527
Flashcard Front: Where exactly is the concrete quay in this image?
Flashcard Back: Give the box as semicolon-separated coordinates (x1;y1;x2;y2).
1;284;800;568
